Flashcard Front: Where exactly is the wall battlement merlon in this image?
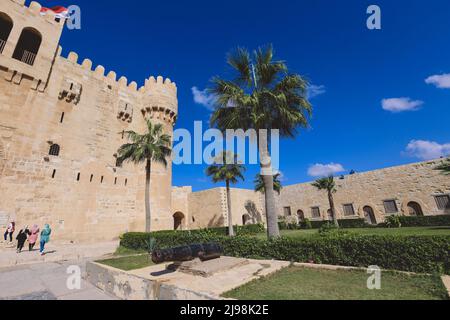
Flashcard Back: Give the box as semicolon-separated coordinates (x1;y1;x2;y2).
10;0;65;27
58;49;177;99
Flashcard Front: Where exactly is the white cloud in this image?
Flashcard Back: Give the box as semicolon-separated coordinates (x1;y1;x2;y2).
307;84;326;99
308;163;345;177
425;73;450;89
381;97;424;113
191;86;217;111
405;140;450;160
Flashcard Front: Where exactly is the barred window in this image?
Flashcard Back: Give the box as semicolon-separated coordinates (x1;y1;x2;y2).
311;207;321;218
283;207;292;217
435;195;450;211
343;204;355;216
383;200;398;214
49;144;60;156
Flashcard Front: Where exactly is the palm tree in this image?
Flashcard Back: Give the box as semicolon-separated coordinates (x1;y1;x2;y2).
312;176;339;227
254;173;282;195
116;120;172;233
210;45;312;238
206;152;246;237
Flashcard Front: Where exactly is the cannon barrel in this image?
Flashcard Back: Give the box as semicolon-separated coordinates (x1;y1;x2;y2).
151;243;223;264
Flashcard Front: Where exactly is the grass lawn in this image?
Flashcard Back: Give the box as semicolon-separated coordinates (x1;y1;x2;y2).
96;254;153;271
113;246;147;256
223;266;449;300
253;226;450;239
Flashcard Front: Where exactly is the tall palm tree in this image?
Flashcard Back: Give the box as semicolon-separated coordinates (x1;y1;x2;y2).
116;120;172;233
206;152;246;237
210;45;312;238
312;176;339;227
254;173;282;195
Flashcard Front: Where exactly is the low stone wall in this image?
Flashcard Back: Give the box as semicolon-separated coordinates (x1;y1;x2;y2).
85;262;221;300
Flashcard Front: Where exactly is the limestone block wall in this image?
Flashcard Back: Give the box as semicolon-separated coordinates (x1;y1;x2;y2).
184;187;265;230
187;188;225;229
171;186;192;229
227;188;265;226
0;0;178;241
278;159;450;223
0;1;64;91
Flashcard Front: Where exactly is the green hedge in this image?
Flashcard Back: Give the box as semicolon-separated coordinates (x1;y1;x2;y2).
396;215;450;227
120;231;450;274
147;224;265;237
291;219;368;230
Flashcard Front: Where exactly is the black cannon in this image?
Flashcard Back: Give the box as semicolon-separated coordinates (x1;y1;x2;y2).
151;243;223;264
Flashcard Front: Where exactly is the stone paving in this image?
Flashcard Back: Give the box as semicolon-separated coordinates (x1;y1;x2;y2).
0;240;118;268
0;260;117;300
0;240;119;300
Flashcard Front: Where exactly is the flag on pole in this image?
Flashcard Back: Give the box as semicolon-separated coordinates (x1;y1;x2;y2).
40;6;69;19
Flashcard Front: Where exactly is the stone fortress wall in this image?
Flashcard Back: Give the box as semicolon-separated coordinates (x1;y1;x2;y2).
182;159;450;229
1;1;448;242
276;159;450;224
0;0;177;241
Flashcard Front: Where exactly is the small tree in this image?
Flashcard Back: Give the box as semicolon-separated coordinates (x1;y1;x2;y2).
436;158;450;175
206;152;246;237
312;176;339;227
116;120;172;233
254;173;282;195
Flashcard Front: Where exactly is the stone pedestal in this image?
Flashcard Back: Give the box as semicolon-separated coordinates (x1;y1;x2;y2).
168;257;250;278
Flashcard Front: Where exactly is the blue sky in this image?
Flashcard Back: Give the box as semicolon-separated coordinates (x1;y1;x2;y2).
36;0;450;191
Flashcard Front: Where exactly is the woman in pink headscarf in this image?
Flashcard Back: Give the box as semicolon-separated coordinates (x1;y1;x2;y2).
28;225;39;251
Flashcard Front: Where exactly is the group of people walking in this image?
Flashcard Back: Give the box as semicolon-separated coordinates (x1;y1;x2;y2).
3;222;52;255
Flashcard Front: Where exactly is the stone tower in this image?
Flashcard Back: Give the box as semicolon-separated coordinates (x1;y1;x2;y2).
140;76;178;231
0;0;178;241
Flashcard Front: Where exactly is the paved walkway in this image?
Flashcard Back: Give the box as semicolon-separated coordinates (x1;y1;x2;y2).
0;260;117;300
0;240;118;268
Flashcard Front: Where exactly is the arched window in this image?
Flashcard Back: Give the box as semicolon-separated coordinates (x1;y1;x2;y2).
407;201;424;216
242;214;251;225
297;210;305;222
0;13;13;54
12;27;42;66
49;144;60;156
363;206;377;225
173;212;185;230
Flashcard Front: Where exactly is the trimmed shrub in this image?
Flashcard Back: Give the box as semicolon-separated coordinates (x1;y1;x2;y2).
385;215;402;228
300;218;313;230
397;215;450;227
307;219;368;229
120;231;450;274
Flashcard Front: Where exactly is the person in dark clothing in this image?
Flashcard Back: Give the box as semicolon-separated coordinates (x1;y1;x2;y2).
16;226;29;253
3;222;15;243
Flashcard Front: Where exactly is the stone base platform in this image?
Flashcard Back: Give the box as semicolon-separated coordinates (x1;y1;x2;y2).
86;257;290;300
168;257;250;278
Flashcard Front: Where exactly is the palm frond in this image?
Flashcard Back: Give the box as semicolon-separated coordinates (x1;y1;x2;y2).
227;47;252;87
206;152;246;185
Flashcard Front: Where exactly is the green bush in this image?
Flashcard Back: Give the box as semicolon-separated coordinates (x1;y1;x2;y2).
308;219;368;229
151;224;265;237
385;215;402;228
397;215;450;227
300;218;312;229
120;232;450;274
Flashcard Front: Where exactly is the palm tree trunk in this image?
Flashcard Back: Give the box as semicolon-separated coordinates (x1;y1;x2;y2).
258;132;280;238
328;191;339;227
225;180;235;237
145;159;152;233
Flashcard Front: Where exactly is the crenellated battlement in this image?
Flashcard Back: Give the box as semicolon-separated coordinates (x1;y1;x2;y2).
11;0;65;27
59;49;177;102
